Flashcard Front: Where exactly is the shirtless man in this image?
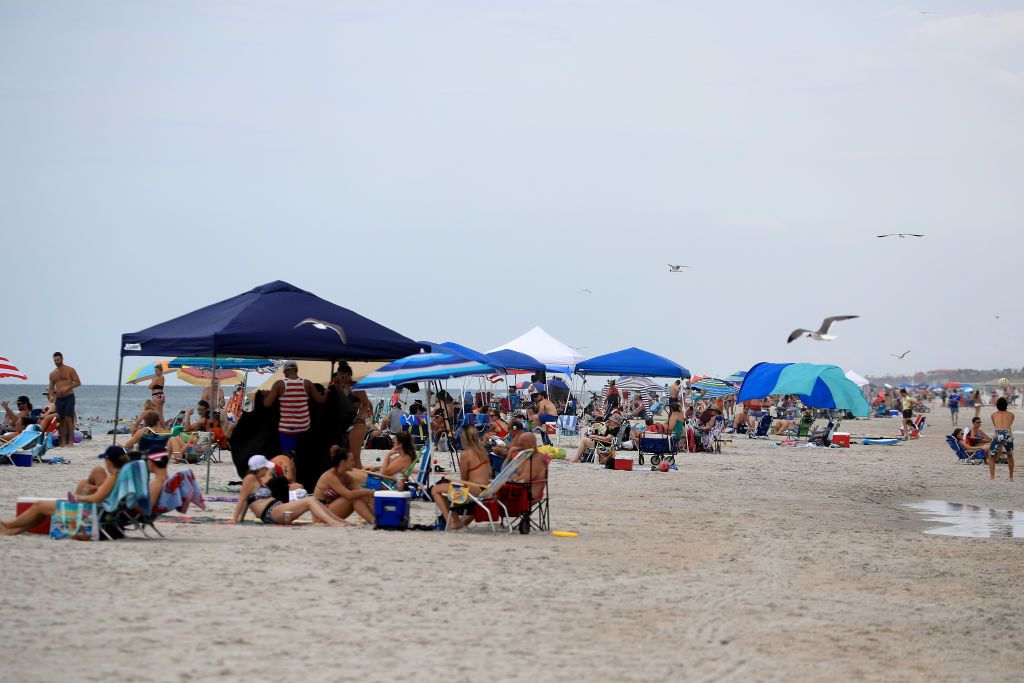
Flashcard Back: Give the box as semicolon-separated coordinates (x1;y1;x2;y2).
669;379;682;403
988;397;1015;481
535;392;557;425
47;352;81;448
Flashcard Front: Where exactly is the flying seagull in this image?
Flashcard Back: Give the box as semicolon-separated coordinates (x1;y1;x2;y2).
668;264;690;272
918;10;932;15
877;233;925;239
787;315;859;343
891;349;911;359
580;288;592;294
294;318;348;345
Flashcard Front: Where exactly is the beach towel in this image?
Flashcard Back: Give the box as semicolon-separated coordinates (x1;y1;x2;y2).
155;469;206;515
102;460;151;515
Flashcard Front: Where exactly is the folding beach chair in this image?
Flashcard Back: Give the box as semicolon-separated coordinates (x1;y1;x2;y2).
441;449;532;534
747;413;772;439
99;460;162;540
498;450;550;535
946;435;985;465
554;415;579;446
0;426;44;464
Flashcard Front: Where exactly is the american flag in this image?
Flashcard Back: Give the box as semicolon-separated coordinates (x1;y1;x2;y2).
486;375;504;384
0;356;27;380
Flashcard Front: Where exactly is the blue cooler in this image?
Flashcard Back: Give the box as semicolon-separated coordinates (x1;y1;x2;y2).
374;491;411;530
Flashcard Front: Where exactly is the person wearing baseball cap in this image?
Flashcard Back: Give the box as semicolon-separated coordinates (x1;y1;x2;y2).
232;453;350;527
262;361;327;453
146;446;171;509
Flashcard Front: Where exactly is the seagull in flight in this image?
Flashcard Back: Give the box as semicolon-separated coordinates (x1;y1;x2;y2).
891;349;911;360
580;288;592;294
294;318;348;345
877;233;925;239
787;315;859;343
918;10;932;15
668;264;690;272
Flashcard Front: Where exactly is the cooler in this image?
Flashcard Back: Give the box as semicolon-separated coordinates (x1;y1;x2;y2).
373;490;411;530
16;497;56;535
473;499;502;523
832;432;851;448
613;455;633;471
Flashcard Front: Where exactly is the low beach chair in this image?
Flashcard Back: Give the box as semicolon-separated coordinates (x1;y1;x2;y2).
442;449;532;534
555;415;579;446
946;435;985;465
100;459;162;539
0;425;45;464
747;413;772;439
498;451;550;535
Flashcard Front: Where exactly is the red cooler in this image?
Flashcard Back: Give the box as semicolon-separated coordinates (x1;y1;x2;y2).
832;433;851;448
613;455;633;471
16;497;56;535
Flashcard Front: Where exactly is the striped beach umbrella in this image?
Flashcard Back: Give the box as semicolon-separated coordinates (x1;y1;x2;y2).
0;356;27;380
176;366;244;386
723;370;747;384
690;377;739;397
125;360;171;384
354;348;501;390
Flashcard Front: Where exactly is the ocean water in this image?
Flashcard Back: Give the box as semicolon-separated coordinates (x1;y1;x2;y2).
0;384;208;433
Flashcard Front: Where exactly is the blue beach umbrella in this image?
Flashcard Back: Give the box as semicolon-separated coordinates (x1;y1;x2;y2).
690;377;739;397
736;362;870;416
723;370;748;384
353;347;503;390
167;357;277;372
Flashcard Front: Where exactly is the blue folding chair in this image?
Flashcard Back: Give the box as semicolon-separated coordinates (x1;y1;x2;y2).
946;435;985;464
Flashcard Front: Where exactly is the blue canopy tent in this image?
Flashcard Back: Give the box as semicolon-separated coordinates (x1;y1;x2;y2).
736;362;870;416
575;347;690;378
487;349;546;374
115;281;426;490
166;357;278;372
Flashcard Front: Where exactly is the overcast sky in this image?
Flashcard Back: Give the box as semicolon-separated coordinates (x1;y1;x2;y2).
1;1;1021;385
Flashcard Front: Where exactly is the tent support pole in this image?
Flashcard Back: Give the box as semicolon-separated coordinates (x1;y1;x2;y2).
112;355;125;445
205;354;217;494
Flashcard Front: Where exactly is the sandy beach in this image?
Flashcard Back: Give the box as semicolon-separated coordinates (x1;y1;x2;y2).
2;404;1022;683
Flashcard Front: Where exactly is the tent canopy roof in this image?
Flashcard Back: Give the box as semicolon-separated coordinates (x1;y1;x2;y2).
487;348;546;374
486;327;584;367
575;347;690;378
737;362;869;416
121;281;425;361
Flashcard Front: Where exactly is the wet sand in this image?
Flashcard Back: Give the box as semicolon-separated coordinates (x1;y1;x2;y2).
2;404;1022;682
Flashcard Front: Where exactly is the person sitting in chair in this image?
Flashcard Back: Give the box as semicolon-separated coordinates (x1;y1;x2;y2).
430;426;494;530
966;417;991;447
729;404;750;434
349;431;417;488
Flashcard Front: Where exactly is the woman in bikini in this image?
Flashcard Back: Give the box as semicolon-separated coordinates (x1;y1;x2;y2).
313;446;376;523
349;431;417;487
148;363;167;427
430;425;493;530
1;446;133;536
231;457;350;526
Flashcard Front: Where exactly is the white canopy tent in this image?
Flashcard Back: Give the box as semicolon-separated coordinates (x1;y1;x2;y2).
844;370;870;387
487;326;585;368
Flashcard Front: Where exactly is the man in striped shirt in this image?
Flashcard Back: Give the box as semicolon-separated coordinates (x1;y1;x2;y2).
263;361;327;452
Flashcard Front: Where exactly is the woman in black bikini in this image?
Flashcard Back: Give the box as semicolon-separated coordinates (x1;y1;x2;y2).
232;458;350;526
313;446;376;523
430;425;493;530
148;363;167;427
330;362;373;467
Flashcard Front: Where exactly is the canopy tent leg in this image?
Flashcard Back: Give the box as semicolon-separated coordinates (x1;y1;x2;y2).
205;355;217;494
112;356;125;445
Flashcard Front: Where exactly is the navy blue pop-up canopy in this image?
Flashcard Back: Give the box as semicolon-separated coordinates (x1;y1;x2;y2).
486;348;546;374
575;347;690;378
121;281;424;361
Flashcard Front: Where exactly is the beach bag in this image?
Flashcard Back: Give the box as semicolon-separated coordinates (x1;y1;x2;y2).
50;501;98;541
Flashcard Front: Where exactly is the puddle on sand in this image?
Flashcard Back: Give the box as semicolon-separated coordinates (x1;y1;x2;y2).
904;501;1024;538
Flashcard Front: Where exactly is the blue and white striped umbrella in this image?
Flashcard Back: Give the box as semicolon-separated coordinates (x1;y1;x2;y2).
354;347;502;390
723;370;748;384
690;377;739;397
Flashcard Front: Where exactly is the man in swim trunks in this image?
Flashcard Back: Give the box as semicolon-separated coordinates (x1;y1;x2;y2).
947;390;961;426
535;392;557;425
988;397;1014;481
899;389;914;439
47;352;81;448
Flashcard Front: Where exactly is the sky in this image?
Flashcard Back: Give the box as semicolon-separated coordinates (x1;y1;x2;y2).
1;1;1021;385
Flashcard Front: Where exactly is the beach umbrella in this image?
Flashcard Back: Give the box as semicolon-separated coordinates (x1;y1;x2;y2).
723;370;748;384
0;355;27;380
613;376;663;393
737;362;870;416
125;360;170;384
690;377;739;397
167;357;277;372
844;370;870;387
353;348;502;390
176;366;243;386
943;382;962;389
961;385;975;393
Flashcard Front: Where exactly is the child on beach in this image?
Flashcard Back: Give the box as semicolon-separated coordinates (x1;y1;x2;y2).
987;398;1014;481
948;391;961;426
